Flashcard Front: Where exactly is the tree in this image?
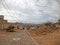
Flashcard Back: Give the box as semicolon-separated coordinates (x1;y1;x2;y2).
44;22;52;26
58;19;60;22
57;19;60;25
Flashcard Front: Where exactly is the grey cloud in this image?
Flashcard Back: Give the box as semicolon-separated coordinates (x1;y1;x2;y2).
0;0;60;24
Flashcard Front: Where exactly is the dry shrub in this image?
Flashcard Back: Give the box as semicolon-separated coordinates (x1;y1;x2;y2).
6;26;15;32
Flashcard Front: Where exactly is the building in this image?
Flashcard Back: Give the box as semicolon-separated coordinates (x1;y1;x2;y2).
0;15;7;30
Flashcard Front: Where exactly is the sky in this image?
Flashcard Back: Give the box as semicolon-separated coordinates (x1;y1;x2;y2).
0;0;60;24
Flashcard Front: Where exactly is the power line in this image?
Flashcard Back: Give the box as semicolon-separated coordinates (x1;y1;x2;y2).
1;0;20;22
1;0;16;18
4;0;20;20
1;0;13;17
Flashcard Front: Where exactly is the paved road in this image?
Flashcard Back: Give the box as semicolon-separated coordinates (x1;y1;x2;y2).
0;30;38;45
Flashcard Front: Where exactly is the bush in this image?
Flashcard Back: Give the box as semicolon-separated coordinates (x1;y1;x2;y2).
6;26;15;32
44;22;52;26
58;19;60;22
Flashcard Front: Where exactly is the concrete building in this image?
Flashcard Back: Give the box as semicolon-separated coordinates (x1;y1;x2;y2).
0;15;7;30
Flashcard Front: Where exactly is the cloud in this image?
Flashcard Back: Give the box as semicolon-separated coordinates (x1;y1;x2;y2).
0;0;60;24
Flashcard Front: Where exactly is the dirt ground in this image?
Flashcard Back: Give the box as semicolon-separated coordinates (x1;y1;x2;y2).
0;30;8;35
0;29;21;35
0;30;38;45
0;29;60;45
28;30;60;45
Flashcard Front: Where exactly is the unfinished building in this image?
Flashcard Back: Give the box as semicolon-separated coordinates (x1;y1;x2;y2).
0;15;7;30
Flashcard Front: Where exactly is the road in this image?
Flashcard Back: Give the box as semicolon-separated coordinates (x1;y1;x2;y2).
0;30;39;45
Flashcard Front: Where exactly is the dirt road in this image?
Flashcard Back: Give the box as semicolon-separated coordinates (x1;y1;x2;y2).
0;30;39;45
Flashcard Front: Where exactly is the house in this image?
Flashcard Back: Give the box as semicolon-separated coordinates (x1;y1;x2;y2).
0;15;7;30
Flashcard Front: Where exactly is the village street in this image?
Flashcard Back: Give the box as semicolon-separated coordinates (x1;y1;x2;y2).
0;30;39;45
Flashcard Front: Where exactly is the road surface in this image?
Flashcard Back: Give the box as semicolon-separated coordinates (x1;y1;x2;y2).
0;30;39;45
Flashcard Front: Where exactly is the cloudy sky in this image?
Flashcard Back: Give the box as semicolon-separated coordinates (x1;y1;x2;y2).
0;0;60;24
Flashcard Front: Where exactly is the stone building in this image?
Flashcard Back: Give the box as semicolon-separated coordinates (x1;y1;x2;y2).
0;15;7;30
